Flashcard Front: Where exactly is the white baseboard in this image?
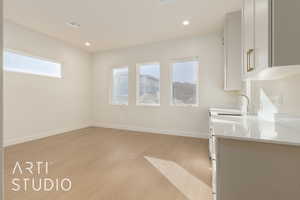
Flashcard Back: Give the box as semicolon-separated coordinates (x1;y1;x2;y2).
4;122;92;147
93;122;209;139
4;122;208;147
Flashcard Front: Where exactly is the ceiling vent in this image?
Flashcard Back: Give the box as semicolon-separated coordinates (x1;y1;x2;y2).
66;22;80;29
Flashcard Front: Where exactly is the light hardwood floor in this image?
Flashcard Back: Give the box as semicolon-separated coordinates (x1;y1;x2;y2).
5;127;212;200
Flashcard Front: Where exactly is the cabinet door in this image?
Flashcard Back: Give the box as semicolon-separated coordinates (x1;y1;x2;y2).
224;11;242;91
272;0;300;66
242;0;255;76
254;0;270;70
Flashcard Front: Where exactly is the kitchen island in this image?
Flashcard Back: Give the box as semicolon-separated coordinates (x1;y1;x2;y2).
209;113;300;200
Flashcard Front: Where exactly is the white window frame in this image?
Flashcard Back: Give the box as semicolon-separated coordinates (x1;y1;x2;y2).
110;66;129;106
170;57;199;107
136;62;161;106
3;49;63;78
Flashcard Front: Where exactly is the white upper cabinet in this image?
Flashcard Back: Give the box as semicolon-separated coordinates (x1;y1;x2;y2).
242;0;255;76
272;0;300;67
242;0;300;80
254;0;269;71
224;11;242;91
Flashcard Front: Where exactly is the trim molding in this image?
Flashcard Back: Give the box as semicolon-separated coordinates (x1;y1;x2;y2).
4;122;92;147
93;122;209;139
4;122;208;147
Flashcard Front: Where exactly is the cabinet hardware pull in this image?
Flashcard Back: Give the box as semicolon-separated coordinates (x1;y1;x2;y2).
246;50;249;72
247;49;254;72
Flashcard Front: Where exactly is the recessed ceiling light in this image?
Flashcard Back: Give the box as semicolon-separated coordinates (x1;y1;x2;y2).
66;21;80;29
85;42;91;47
182;20;190;26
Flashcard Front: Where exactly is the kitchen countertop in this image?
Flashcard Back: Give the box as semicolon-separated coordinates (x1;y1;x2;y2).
210;114;300;147
209;107;242;115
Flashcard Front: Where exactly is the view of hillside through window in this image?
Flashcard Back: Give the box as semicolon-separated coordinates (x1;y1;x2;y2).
137;63;160;105
172;60;198;105
112;67;129;105
111;61;197;106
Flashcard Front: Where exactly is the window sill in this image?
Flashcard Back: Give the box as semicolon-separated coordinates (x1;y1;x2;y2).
136;103;160;107
110;103;129;106
171;104;199;108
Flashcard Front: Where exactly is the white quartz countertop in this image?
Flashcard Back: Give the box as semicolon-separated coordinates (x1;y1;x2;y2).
210;114;300;147
209;107;242;115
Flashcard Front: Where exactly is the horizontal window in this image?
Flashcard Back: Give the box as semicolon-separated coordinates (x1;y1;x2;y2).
171;60;199;106
137;63;160;105
3;50;62;78
112;67;129;105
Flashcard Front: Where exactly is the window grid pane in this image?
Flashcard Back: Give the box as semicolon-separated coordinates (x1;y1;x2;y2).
4;51;62;78
112;67;129;105
172;61;198;106
137;63;160;105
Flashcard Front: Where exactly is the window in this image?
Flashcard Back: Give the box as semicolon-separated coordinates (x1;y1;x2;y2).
3;50;62;78
137;63;160;105
112;67;129;105
171;59;199;106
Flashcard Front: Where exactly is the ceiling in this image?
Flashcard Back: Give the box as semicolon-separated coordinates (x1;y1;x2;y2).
4;0;242;52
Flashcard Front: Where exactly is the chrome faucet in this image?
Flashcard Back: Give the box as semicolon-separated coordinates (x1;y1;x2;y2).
240;94;250;114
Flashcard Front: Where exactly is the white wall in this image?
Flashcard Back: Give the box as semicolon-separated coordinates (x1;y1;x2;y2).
4;22;239;143
0;1;3;197
92;34;238;138
3;21;92;146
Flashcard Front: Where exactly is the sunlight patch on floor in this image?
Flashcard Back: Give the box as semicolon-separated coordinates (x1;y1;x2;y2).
145;156;212;200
